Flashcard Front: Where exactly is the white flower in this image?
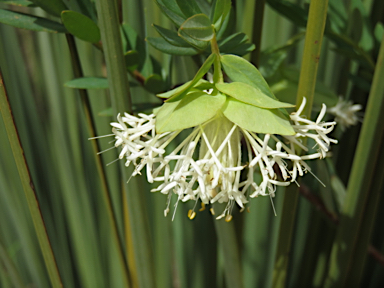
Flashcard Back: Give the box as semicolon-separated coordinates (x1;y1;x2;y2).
102;98;337;221
327;97;362;131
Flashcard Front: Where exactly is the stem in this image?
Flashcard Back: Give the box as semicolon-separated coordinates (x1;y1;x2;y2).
65;34;130;287
0;67;63;288
250;0;266;67
95;1;155;287
211;34;223;83
272;1;329;286
325;31;384;287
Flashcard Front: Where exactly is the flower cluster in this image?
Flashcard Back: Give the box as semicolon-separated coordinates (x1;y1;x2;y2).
107;98;337;220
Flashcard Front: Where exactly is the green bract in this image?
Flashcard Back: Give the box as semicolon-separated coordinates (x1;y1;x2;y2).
216;82;294;109
222;98;295;135
156;91;226;133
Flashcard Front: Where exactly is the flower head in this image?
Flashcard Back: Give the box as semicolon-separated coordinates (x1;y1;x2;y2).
327;97;362;131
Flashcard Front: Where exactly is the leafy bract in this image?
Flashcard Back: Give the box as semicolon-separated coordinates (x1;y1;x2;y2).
178;14;214;42
146;37;199;56
222;98;295;135
216;82;294;109
156;91;226;133
165;53;216;102
61;11;100;43
64;77;109;89
221;54;277;100
0;9;66;33
157;79;213;98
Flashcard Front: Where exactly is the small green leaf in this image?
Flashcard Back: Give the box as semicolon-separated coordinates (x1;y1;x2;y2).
64;77;109;89
166;53;216;102
124;50;140;72
147;37;199;56
30;0;67;17
179;13;214;41
156;91;226;133
216;82;294;109
61;10;100;43
154;1;185;26
176;0;202;17
218;32;249;52
178;30;210;50
222;98;295;135
144;74;166;94
0;9;66;33
221;54;277;100
211;0;231;31
153;24;190;47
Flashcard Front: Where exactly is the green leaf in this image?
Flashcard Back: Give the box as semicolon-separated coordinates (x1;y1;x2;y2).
175;0;202;17
153;24;190;47
221;54;278;100
64;77;109;89
30;0;67;17
146;37;199;56
179;14;214;42
222;98;295;135
156;91;226;133
144;74;166;94
0;9;66;33
0;1;36;7
211;0;231;31
61;11;100;43
165;53;216;102
124;50;140;72
177;29;210;50
216;82;294;109
157;79;213;99
154;0;186;26
218;32;249;52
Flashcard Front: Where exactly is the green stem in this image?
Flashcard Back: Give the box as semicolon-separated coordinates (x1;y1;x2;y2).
0;68;63;288
213;203;244;288
65;34;130;287
325;31;384;288
250;0;266;67
95;0;155;287
272;1;329;286
211;34;223;84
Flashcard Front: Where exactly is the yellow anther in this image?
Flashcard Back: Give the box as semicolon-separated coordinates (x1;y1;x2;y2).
199;203;206;211
225;215;233;222
210;208;215;215
188;210;196;220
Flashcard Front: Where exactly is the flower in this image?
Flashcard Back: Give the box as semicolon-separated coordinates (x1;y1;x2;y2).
106;97;337;220
327;97;362;131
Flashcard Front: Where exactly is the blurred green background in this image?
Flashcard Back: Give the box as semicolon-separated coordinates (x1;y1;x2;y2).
0;0;384;287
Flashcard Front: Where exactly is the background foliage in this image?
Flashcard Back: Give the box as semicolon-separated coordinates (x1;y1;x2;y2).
0;0;383;287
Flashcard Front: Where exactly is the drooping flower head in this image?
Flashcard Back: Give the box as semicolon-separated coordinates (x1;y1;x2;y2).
103;53;338;221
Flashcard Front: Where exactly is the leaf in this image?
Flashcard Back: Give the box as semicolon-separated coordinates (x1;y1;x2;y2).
175;0;202;17
222;98;295;135
218;32;249;53
0;9;66;33
61;11;100;43
165;53;216;102
154;0;186;27
1;1;36;7
216;82;294;109
221;54;277;100
178;30;210;50
124;50;140;72
64;77;109;89
178;14;214;42
146;37;199;56
156;91;226;133
211;0;231;31
144;74;166;94
266;0;307;28
153;24;190;47
30;0;67;17
157;79;213;99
